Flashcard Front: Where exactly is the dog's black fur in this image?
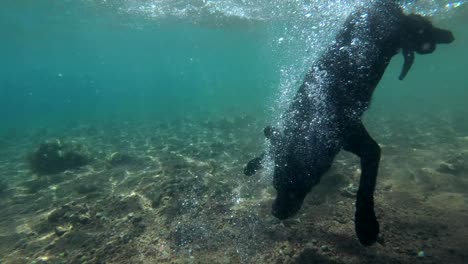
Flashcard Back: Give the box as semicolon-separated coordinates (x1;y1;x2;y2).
244;0;454;246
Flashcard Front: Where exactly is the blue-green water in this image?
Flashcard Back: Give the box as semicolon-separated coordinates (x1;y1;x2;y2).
1;0;468;263
1;0;278;130
2;0;465;131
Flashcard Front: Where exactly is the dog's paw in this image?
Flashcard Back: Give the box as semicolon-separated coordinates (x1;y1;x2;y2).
355;210;380;246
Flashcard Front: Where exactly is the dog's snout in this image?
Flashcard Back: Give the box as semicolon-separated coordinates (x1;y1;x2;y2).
271;190;306;220
433;28;455;44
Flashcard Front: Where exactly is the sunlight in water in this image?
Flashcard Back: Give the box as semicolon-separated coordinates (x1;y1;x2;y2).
0;0;467;263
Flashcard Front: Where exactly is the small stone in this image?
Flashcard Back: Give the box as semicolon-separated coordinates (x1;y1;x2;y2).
136;221;146;229
132;215;143;224
55;226;68;236
78;214;91;224
340;183;358;198
283;246;293;256
107;152;135;166
417;250;425;258
377;236;385;245
14;239;28;249
320;245;330;252
305;242;315;248
48;208;66;223
121;234;131;243
437;162;457;174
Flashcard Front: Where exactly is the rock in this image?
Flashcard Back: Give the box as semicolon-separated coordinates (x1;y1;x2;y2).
382;184;392;191
48;208;67;223
417;250;425;258
340;183;358;198
437;162;458;174
54;225;69;236
437;153;468;176
28;139;92;175
77;214;91;224
107;152;135;166
320;245;330;252
131;214;143;224
75;184;98;194
280;242;293;256
14;239;28;249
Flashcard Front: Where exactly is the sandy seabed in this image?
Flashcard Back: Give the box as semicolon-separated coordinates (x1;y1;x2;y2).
0;113;467;264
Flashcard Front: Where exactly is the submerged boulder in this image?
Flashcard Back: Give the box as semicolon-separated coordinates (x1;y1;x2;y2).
28;139;92;175
436;153;468;176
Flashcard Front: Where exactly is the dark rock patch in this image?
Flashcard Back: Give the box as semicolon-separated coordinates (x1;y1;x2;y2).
28;139;92;175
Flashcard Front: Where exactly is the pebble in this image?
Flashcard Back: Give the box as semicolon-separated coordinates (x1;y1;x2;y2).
382;184;392;191
55;226;68;236
417;250;425;257
78;214;91;224
320;245;330;252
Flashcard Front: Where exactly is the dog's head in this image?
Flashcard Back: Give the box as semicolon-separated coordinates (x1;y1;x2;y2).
265;126;322;220
271;150;310;220
399;14;454;80
403;14;454;54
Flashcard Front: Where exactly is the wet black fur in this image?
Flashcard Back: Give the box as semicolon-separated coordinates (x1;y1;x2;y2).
244;0;454;246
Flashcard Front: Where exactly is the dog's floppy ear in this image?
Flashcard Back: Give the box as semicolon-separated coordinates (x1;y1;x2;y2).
399;48;414;80
398;14;454;80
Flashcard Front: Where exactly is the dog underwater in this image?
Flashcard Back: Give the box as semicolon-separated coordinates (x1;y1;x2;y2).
244;0;454;246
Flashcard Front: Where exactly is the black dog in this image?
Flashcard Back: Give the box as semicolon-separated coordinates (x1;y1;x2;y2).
244;0;454;246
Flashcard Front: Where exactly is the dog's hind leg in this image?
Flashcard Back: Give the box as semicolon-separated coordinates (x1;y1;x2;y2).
343;122;381;246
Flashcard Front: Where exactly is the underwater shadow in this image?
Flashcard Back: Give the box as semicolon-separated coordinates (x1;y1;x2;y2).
322;231;402;264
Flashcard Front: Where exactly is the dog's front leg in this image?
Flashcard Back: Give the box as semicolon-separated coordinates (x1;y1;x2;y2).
343;122;381;246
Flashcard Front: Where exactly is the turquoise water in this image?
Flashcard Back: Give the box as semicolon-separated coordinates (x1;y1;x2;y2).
1;0;277;130
2;0;465;131
1;0;468;263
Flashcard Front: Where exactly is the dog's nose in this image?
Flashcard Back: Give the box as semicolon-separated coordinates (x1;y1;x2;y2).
272;203;300;220
271;191;305;220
